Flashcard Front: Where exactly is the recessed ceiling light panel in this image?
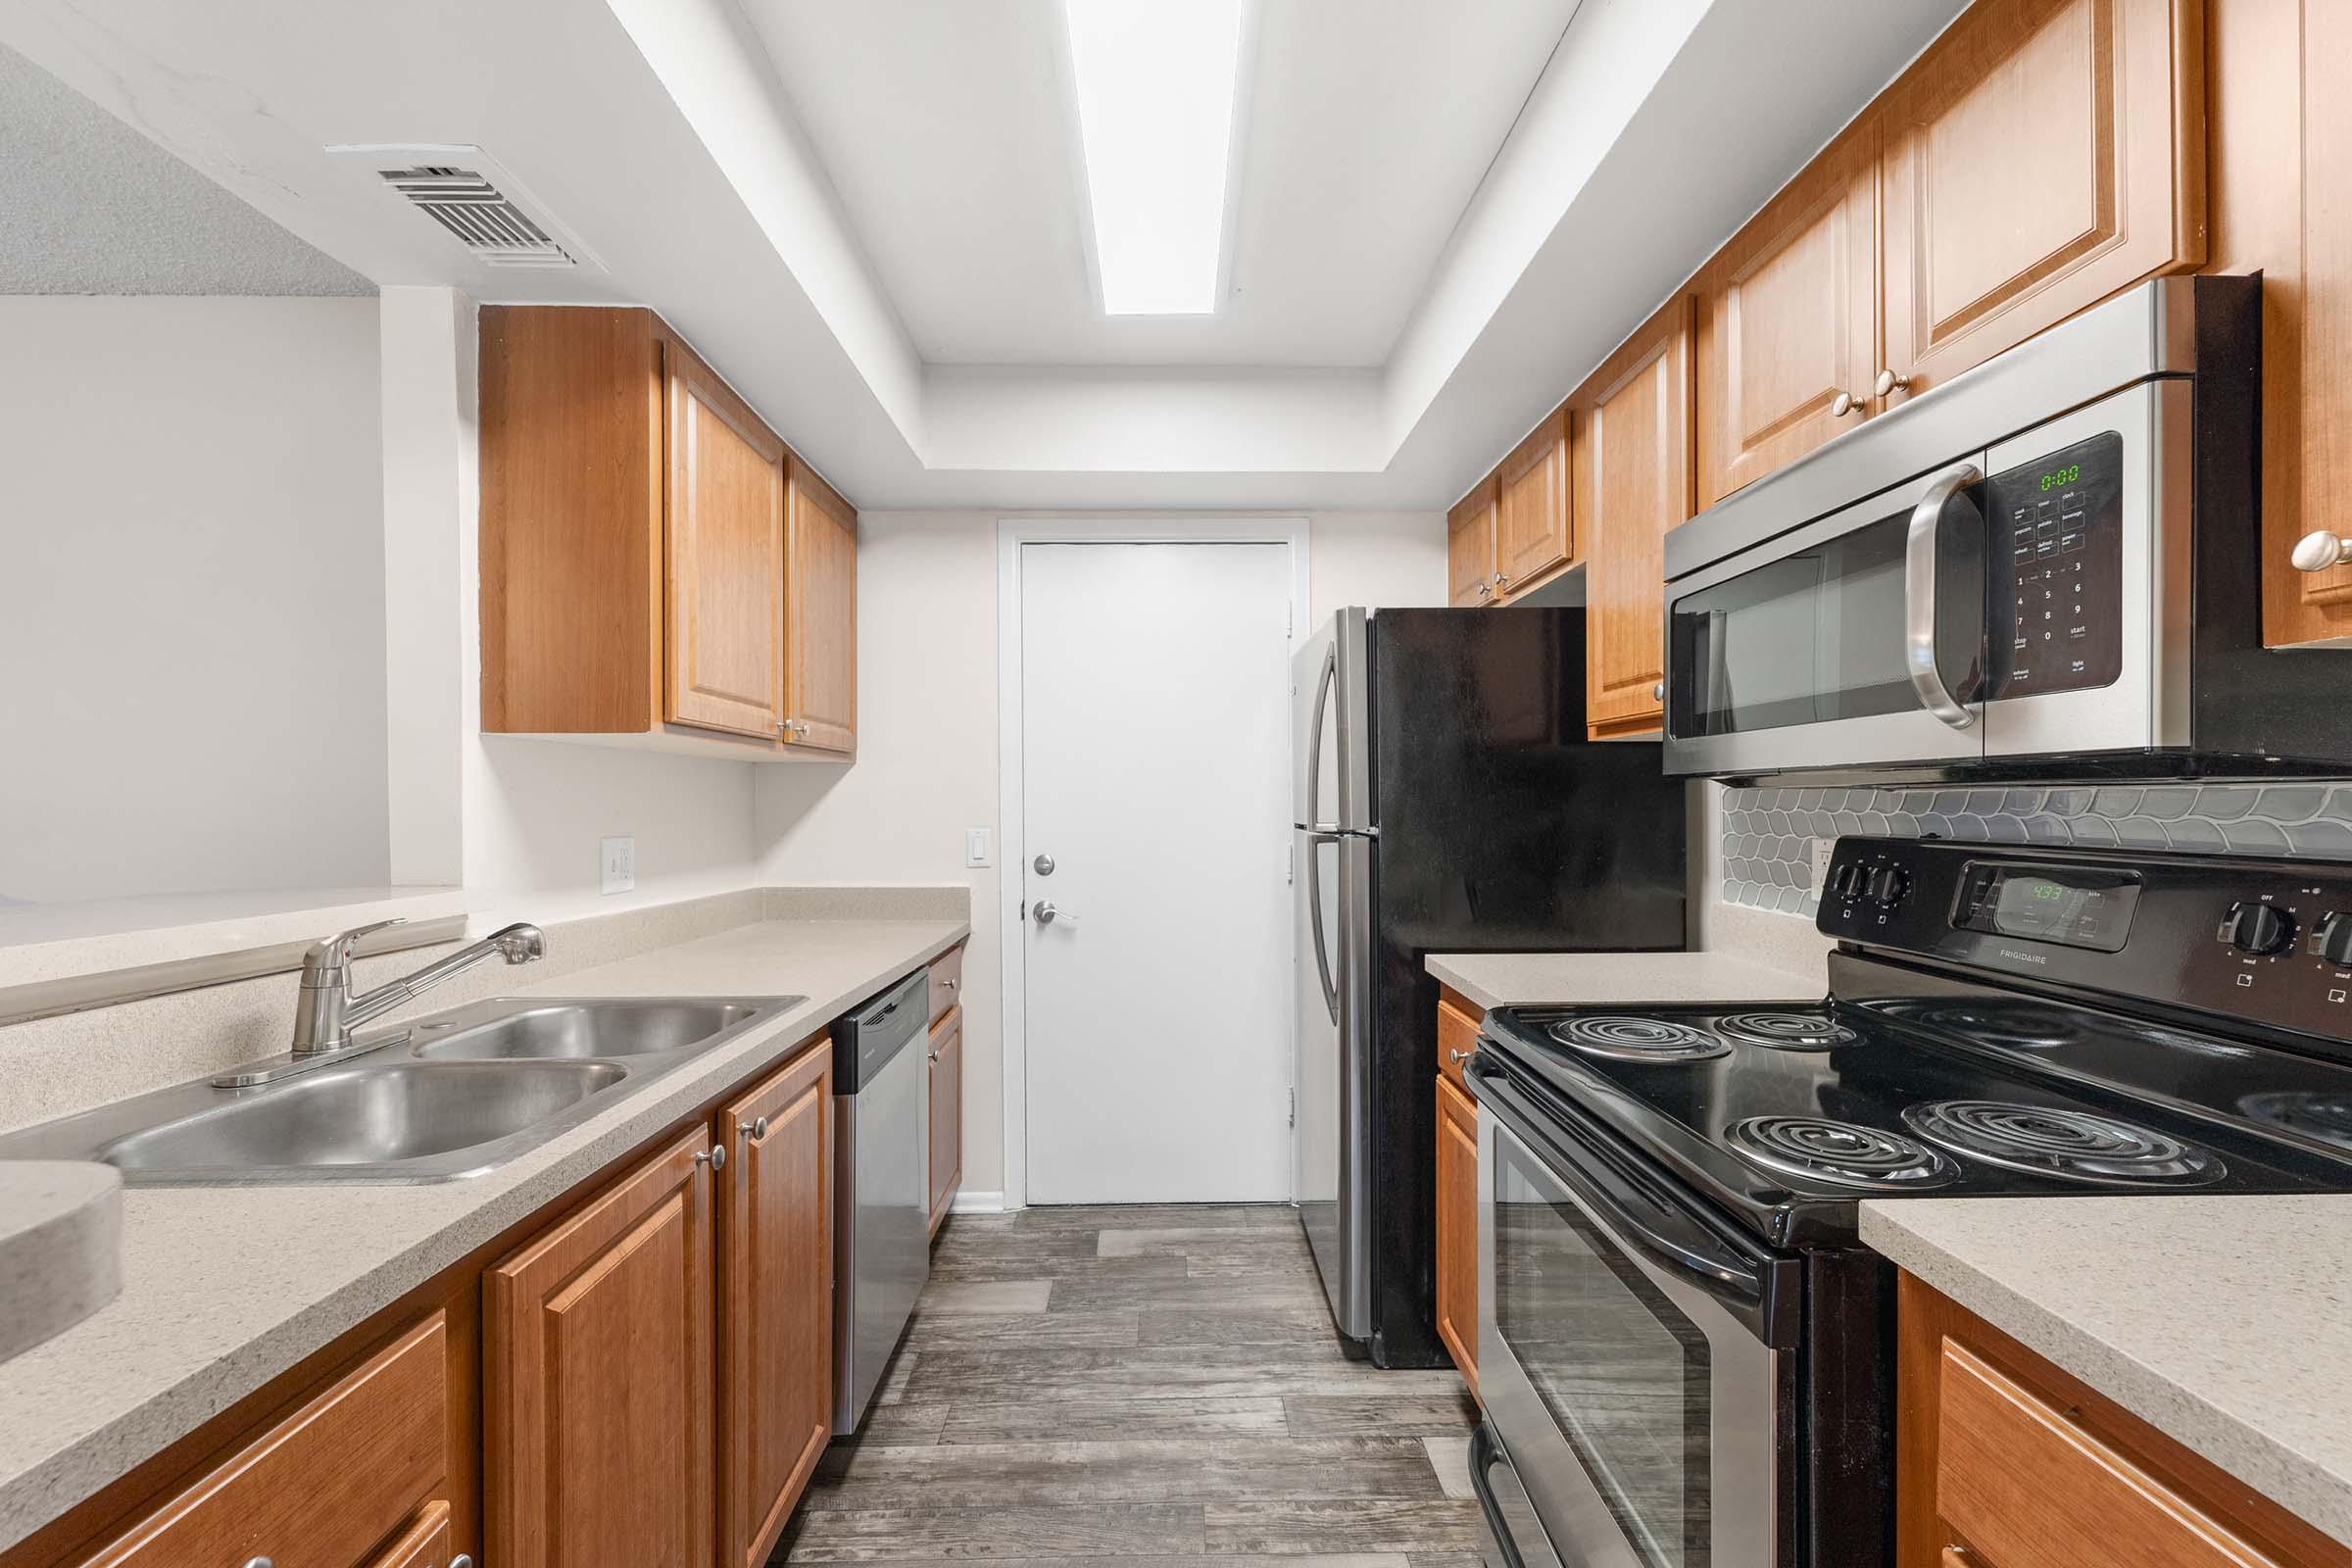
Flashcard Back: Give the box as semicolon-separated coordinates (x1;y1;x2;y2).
1063;0;1246;316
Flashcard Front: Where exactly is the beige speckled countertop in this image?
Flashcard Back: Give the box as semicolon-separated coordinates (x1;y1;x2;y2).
0;914;966;1554
1428;902;1832;1011
1862;1196;2352;1549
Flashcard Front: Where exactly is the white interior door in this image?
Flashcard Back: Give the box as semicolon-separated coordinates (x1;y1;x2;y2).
1020;541;1296;1204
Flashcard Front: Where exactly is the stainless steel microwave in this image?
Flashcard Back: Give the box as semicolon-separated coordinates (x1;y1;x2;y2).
1659;274;2346;780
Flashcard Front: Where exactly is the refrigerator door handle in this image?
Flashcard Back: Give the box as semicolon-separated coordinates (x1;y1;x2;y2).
1304;829;1342;1024
1303;642;1337;830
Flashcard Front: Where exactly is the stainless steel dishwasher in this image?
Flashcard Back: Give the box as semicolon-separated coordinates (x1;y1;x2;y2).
830;967;931;1433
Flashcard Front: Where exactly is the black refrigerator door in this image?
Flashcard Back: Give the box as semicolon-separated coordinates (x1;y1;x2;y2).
1357;606;1688;1369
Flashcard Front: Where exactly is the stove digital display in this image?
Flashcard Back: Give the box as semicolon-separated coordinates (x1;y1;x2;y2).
1953;862;2140;953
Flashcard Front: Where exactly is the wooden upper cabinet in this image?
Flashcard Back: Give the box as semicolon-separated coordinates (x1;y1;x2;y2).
716;1042;833;1568
783;457;858;753
486;1126;714;1568
480;305;858;755
1494;407;1573;592
1576;297;1693;739
1696;122;1881;506
2210;0;2352;646
1878;0;2206;404
1447;476;1498;607
665;338;786;740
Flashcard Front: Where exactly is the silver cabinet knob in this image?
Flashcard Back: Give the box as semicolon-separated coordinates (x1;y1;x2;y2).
1448;1049;1472;1064
2293;530;2352;572
945;977;959;991
454;1557;474;1568
245;1558;274;1568
1651;681;1665;702
739;1115;767;1141
1492;571;1511;588
1874;368;1912;398
1473;580;1494;601
695;1146;727;1171
777;717;811;738
1831;390;1864;417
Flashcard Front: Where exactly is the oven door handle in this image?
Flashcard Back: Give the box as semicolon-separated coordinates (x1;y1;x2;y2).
1471;1054;1799;1347
1905;461;1984;730
1468;1424;1531;1568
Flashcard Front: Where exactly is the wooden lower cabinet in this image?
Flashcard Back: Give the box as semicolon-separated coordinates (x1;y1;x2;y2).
486;1125;716;1568
928;1004;963;1237
1434;1071;1480;1397
70;1313;448;1568
717;1044;835;1568
1898;1272;2350;1568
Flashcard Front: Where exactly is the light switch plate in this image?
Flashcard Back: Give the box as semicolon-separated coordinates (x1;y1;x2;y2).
601;835;636;895
965;827;992;867
1810;838;1835;893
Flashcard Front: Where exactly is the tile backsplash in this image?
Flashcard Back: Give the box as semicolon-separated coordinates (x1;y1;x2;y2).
1721;780;2352;918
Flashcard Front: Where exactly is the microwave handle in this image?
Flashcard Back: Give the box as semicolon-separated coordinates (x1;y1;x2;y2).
1905;461;1984;730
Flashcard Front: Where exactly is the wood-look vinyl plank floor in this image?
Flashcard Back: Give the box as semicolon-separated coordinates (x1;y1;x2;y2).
774;1203;1483;1566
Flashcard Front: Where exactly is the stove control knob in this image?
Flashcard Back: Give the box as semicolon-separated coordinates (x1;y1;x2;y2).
2316;911;2352;967
2224;900;2296;956
1830;862;1868;901
1865;865;1911;907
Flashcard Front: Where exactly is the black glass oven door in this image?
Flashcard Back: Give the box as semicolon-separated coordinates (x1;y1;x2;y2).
1475;1074;1795;1568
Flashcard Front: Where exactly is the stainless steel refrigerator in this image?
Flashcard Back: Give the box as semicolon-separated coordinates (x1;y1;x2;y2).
1293;606;1688;1367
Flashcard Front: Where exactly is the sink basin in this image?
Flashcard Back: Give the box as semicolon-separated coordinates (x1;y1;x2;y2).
0;993;802;1185
413;1001;760;1061
99;1060;628;1176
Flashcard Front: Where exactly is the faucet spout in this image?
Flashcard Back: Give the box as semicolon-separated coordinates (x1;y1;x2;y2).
291;920;547;1054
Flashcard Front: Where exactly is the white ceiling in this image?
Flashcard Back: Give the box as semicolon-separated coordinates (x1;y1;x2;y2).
743;0;1582;368
0;40;368;296
0;0;1969;510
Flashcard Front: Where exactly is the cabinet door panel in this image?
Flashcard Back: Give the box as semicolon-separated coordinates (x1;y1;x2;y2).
928;1005;963;1236
1579;298;1693;738
2298;1;2352;627
1495;409;1572;591
488;1127;714;1568
366;1501;454;1568
1447;478;1498;607
784;457;858;753
666;341;785;739
1880;0;2203;399
1697;124;1879;505
1434;1074;1478;1396
718;1042;833;1568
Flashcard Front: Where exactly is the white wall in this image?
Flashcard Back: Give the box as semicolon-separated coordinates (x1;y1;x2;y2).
0;296;389;904
753;509;1446;1196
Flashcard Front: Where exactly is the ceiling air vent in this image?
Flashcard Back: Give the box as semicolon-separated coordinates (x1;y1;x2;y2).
324;142;606;273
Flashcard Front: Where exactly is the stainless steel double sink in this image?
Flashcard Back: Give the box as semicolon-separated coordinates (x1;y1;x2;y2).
0;996;804;1185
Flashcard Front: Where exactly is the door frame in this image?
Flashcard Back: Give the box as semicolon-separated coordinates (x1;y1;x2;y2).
995;517;1311;1211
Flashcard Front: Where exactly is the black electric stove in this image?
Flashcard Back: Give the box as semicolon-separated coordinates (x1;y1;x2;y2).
1464;836;2352;1568
1480;837;2352;1248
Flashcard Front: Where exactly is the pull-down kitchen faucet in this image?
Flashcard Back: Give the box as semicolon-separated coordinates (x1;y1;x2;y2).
212;917;547;1088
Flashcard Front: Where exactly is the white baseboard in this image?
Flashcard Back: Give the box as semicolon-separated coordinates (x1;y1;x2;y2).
949;1190;1009;1214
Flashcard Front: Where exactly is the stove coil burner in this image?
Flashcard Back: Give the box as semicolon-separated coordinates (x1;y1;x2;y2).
1713;1010;1860;1052
1919;1004;2085;1050
1902;1101;2224;1186
2241;1092;2352;1154
1725;1116;1957;1190
1546;1015;1730;1063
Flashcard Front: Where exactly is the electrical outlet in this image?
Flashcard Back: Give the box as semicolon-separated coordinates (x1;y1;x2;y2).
965;826;992;867
601;835;636;895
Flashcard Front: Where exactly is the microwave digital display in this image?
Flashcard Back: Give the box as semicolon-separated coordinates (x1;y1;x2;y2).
1985;431;2125;699
1953;861;2141;952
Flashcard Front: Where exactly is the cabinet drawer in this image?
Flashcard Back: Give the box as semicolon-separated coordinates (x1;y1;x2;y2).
928;945;965;1024
1437;996;1481;1096
81;1311;447;1568
1936;1339;2278;1568
367;1501;453;1568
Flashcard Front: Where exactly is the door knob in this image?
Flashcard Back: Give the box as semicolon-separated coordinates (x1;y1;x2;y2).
1033;853;1055;875
1874;368;1912;398
1831;390;1865;417
2293;530;2352;572
1032;900;1075;926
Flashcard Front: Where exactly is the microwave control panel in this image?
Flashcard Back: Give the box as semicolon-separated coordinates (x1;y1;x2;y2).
1985;430;2124;697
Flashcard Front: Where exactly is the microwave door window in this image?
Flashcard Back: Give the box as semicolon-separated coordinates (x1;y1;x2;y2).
1674;512;1918;737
